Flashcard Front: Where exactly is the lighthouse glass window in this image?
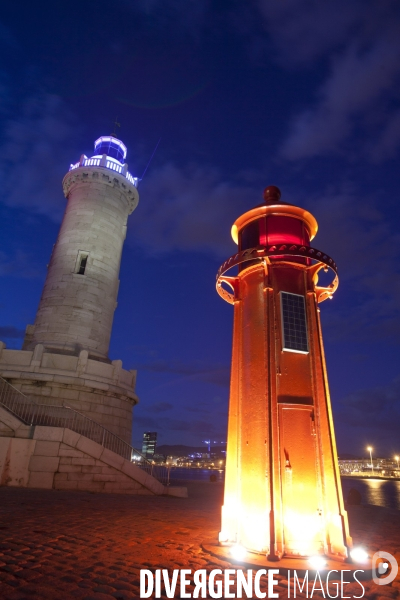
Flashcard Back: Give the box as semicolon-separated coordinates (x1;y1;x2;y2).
280;292;309;353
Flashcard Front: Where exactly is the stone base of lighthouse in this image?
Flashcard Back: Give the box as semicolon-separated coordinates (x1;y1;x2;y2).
0;342;137;444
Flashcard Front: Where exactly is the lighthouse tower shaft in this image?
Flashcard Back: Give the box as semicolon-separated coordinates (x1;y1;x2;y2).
24;137;139;359
0;136;140;444
217;187;351;560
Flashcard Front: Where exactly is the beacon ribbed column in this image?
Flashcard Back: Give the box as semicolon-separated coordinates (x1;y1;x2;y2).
218;185;351;560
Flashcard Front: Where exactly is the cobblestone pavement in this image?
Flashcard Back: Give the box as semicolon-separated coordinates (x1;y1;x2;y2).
0;483;399;599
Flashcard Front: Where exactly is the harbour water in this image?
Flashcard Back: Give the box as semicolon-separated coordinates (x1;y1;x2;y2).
341;477;400;511
168;468;400;511
169;467;224;485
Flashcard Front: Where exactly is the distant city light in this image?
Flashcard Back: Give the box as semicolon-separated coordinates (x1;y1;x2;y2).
367;446;374;475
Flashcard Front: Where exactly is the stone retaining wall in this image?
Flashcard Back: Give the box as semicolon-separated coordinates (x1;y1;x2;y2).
0;344;138;443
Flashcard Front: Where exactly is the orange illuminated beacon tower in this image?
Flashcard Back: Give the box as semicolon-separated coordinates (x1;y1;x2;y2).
217;186;352;561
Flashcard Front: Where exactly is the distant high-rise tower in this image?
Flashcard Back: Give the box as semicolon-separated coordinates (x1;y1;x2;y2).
142;432;157;458
0;135;140;443
217;186;352;560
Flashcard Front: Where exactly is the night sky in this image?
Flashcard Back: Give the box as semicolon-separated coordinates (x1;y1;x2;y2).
0;1;399;457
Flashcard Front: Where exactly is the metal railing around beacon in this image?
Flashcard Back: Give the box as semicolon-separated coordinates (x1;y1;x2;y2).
0;376;168;485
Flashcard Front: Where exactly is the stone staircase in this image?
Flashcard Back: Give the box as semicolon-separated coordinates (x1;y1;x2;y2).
0;378;186;497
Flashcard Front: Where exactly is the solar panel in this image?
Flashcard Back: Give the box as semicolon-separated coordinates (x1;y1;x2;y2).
281;292;309;353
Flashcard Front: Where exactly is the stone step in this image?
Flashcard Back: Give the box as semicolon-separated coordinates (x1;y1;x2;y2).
0;416;187;497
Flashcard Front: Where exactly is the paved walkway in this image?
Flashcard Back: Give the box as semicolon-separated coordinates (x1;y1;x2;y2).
0;483;399;599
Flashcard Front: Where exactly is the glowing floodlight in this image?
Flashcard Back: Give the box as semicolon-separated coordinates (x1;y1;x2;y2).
230;545;247;561
350;547;369;563
308;556;327;570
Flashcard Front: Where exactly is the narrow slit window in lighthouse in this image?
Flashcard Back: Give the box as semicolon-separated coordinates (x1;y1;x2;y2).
76;252;89;275
280;292;309;354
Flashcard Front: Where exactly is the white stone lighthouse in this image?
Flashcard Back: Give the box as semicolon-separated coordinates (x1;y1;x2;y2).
0;136;140;443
